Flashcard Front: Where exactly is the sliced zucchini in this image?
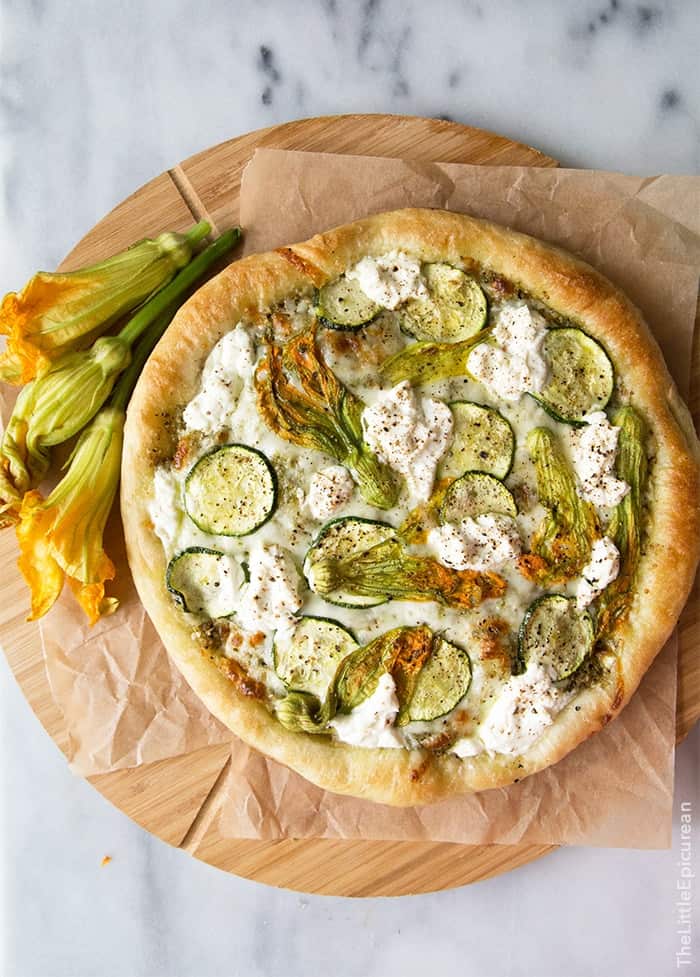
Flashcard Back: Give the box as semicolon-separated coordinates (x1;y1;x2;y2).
401;264;487;342
184;444;277;537
439;472;517;525
273;616;358;700
316;276;382;330
535;327;614;424
303;516;396;608
406;637;472;723
518;594;593;680
439;402;515;480
166;547;243;618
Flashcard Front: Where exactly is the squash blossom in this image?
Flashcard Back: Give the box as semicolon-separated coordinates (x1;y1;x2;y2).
11;227;242;623
0;225;242;526
0;220;210;384
17;406;124;624
1;336;131;514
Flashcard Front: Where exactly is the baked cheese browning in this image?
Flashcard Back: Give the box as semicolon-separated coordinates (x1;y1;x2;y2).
255;327;398;509
202;645;267;700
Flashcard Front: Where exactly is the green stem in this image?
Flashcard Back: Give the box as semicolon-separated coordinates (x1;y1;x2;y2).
110;305;179;412
184;220;212;247
118;227;241;346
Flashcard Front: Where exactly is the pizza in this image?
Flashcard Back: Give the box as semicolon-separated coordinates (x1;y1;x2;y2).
122;209;700;805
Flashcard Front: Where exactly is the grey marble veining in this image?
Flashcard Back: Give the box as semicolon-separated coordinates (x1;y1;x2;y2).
0;1;699;975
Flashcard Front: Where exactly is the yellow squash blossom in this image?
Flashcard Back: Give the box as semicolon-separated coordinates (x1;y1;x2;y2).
1;336;131;517
11;227;242;623
1;225;242;524
0;220;210;384
17;406;124;624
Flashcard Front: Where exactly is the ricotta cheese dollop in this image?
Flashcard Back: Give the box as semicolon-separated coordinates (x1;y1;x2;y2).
149;467;183;555
570;410;630;507
329;672;403;749
429;514;521;572
451;735;484;758
467;301;549;401
235;544;302;636
361;381;453;501
306;465;355;520
183;323;256;435
346;251;428;310
576;535;621;609
478;663;571;756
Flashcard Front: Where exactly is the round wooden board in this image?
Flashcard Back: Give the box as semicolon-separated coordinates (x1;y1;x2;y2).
1;114;698;897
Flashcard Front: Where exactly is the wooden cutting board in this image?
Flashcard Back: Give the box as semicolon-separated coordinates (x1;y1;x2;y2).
1;114;697;897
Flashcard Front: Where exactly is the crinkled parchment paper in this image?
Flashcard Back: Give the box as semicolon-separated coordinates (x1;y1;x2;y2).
3;150;698;848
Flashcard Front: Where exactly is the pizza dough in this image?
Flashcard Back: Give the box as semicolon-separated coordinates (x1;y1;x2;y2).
122;209;700;805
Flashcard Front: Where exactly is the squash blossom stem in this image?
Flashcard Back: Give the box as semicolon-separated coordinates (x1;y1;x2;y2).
111;305;180;411
0;220;212;384
118;227;241;346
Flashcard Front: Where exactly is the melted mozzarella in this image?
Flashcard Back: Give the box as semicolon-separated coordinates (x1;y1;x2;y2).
570;411;630;507
329;673;404;748
306;466;354;520
429;514;521;572
576;535;620;609
346;251;428;309
467;301;549;401
361;381;453;501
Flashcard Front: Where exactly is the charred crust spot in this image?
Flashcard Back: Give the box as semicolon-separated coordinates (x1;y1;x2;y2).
275;247;325;285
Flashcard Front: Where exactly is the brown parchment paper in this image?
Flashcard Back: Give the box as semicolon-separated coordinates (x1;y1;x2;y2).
3;150;699;849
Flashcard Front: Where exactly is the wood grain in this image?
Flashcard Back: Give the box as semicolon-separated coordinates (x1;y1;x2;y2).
0;114;696;897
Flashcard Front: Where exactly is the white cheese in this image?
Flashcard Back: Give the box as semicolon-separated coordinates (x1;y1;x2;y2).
451;736;484;758
329;673;403;749
183;323;256;435
197;555;245;619
361;381;453;501
236;544;302;636
570;410;630;507
346;251;428;310
429;514;521;572
467;301;549;401
149;467;183;554
576;535;621;609
306;465;354;520
479;663;571;755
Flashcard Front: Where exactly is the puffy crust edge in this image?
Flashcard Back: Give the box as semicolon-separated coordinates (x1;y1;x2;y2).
121;208;700;806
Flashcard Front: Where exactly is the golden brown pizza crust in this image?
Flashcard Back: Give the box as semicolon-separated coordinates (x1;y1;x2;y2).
122;209;700;806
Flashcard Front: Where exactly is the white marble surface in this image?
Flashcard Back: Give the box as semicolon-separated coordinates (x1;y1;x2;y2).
1;1;699;975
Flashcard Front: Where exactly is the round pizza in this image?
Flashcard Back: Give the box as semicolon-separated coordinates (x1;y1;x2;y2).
122;208;700;805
